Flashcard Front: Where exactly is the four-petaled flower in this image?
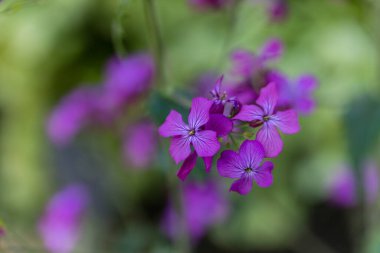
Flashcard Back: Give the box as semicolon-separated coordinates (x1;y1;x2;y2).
217;140;274;195
234;82;300;157
159;97;221;165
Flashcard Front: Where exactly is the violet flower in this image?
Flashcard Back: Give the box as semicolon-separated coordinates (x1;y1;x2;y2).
161;181;229;242
47;86;101;146
267;0;288;23
102;54;155;113
231;38;283;79
38;185;89;253
217;140;274;195
267;70;318;115
159;97;221;164
329;161;379;207
234;83;300;157
123;121;158;169
209;76;241;117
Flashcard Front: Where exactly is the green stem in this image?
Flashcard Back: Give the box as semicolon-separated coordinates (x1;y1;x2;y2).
143;0;165;84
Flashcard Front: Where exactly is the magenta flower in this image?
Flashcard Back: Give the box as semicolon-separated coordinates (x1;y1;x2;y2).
123;121;158;169
267;0;288;23
159;97;221;164
234;83;300;157
47;86;101;146
161;181;229;242
188;0;230;10
209;76;241;116
231;38;283;79
329;161;379;207
102;54;155;113
267;70;318;115
38;185;89;253
217;140;274;195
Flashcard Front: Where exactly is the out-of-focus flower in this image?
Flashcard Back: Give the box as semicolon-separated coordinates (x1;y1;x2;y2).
234;83;300;157
47;86;101;146
0;220;5;237
162;181;229;242
329;161;379;207
267;0;288;23
230;39;283;79
123;120;158;169
102;54;155;113
188;0;230;10
267;70;319;115
38;184;89;253
159;97;220;165
217;140;274;195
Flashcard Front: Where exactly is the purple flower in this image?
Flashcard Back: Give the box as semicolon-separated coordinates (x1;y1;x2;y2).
123;121;158;169
329;161;379;207
161;181;229;242
217;140;274;195
47;86;102;146
159;97;221;164
102;54;155;113
38;185;89;253
188;0;230;10
267;70;318;115
267;0;288;23
230;39;283;79
0;221;5;237
209;76;241;116
234;83;300;157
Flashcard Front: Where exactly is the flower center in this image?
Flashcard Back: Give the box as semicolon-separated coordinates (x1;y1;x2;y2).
244;168;252;173
188;129;196;136
263;115;270;122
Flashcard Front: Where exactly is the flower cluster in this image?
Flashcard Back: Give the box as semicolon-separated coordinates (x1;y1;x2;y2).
159;39;318;195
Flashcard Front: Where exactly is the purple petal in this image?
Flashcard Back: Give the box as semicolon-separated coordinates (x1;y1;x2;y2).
296;98;316;115
230;175;253;195
296;74;318;93
329;166;356;207
271;109;300;134
257;83;278;115
159;110;189;137
177;152;198;181
217;150;244;179
233;105;263;122
238;140;265;170
170;136;192;164
123;121;157;168
254;161;274;187
188;97;213;129
230;49;256;78
259;38;283;62
203;157;213;173
256;122;283;158
205;114;233;137
192;130;220;157
267;0;288;23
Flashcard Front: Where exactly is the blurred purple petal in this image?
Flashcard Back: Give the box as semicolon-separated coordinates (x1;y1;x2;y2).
188;0;230;11
259;38;283;62
203;156;213;173
230;49;256;78
177;152;198;181
124;121;157;168
267;0;288;23
38;185;89;253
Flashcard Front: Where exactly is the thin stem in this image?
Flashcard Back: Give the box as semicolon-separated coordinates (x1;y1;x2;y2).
143;0;165;84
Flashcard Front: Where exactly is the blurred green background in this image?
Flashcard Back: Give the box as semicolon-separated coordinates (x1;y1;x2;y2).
0;0;379;252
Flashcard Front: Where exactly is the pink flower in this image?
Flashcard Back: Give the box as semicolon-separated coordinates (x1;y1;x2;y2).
217;140;274;195
123;121;158;169
38;185;89;253
161;181;229;242
159;97;221;164
234;83;300;157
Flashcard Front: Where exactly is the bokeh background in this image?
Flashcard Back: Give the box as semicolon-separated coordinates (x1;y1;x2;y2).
0;0;380;252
